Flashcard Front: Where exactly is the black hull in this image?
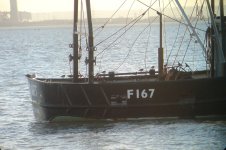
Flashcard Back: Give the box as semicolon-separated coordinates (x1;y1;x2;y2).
27;77;226;121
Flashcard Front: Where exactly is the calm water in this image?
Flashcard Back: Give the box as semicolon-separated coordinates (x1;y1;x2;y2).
0;24;226;150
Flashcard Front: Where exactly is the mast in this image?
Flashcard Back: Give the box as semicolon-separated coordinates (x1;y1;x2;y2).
157;12;164;79
210;0;215;78
73;0;79;82
86;0;95;83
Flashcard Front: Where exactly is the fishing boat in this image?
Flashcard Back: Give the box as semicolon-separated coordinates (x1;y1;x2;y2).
26;0;226;121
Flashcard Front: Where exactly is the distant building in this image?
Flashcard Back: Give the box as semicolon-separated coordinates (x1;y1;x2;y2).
10;0;18;22
0;0;32;24
0;12;10;21
18;12;32;22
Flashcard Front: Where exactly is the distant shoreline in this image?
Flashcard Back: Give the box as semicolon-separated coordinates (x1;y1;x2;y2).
0;20;73;27
0;17;186;28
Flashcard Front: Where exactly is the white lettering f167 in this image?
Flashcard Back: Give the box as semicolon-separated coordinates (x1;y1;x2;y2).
127;89;155;99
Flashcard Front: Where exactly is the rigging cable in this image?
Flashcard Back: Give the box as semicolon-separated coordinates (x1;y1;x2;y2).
172;0;194;66
181;36;192;66
174;0;209;71
199;0;210;27
97;0;176;57
203;1;211;25
100;10;150;71
93;0;128;38
81;0;88;48
97;0;176;72
144;0;153;71
96;0;200;53
172;0;198;66
193;0;209;65
79;0;83;59
166;0;188;65
162;0;168;61
113;1;160;71
114;0;175;71
197;0;212;71
136;0;206;32
114;0;177;71
98;0;136;73
81;0;89;77
96;0;154;73
97;0;156;73
181;2;203;66
126;0;136;26
114;22;152;71
95;4;156;57
199;1;211;65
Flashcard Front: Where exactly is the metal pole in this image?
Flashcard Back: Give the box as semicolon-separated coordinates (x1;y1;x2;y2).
206;0;223;58
206;0;225;77
211;0;215;78
157;12;164;79
219;0;226;76
220;0;225;57
73;0;79;82
86;0;95;83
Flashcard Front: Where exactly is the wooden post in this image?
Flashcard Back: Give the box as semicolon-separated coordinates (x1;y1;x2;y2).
73;0;79;82
86;0;95;83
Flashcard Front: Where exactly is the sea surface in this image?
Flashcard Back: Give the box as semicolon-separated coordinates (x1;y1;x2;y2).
0;24;226;150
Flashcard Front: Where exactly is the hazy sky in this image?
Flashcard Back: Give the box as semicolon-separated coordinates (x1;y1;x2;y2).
0;0;225;17
0;0;135;12
0;0;204;12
